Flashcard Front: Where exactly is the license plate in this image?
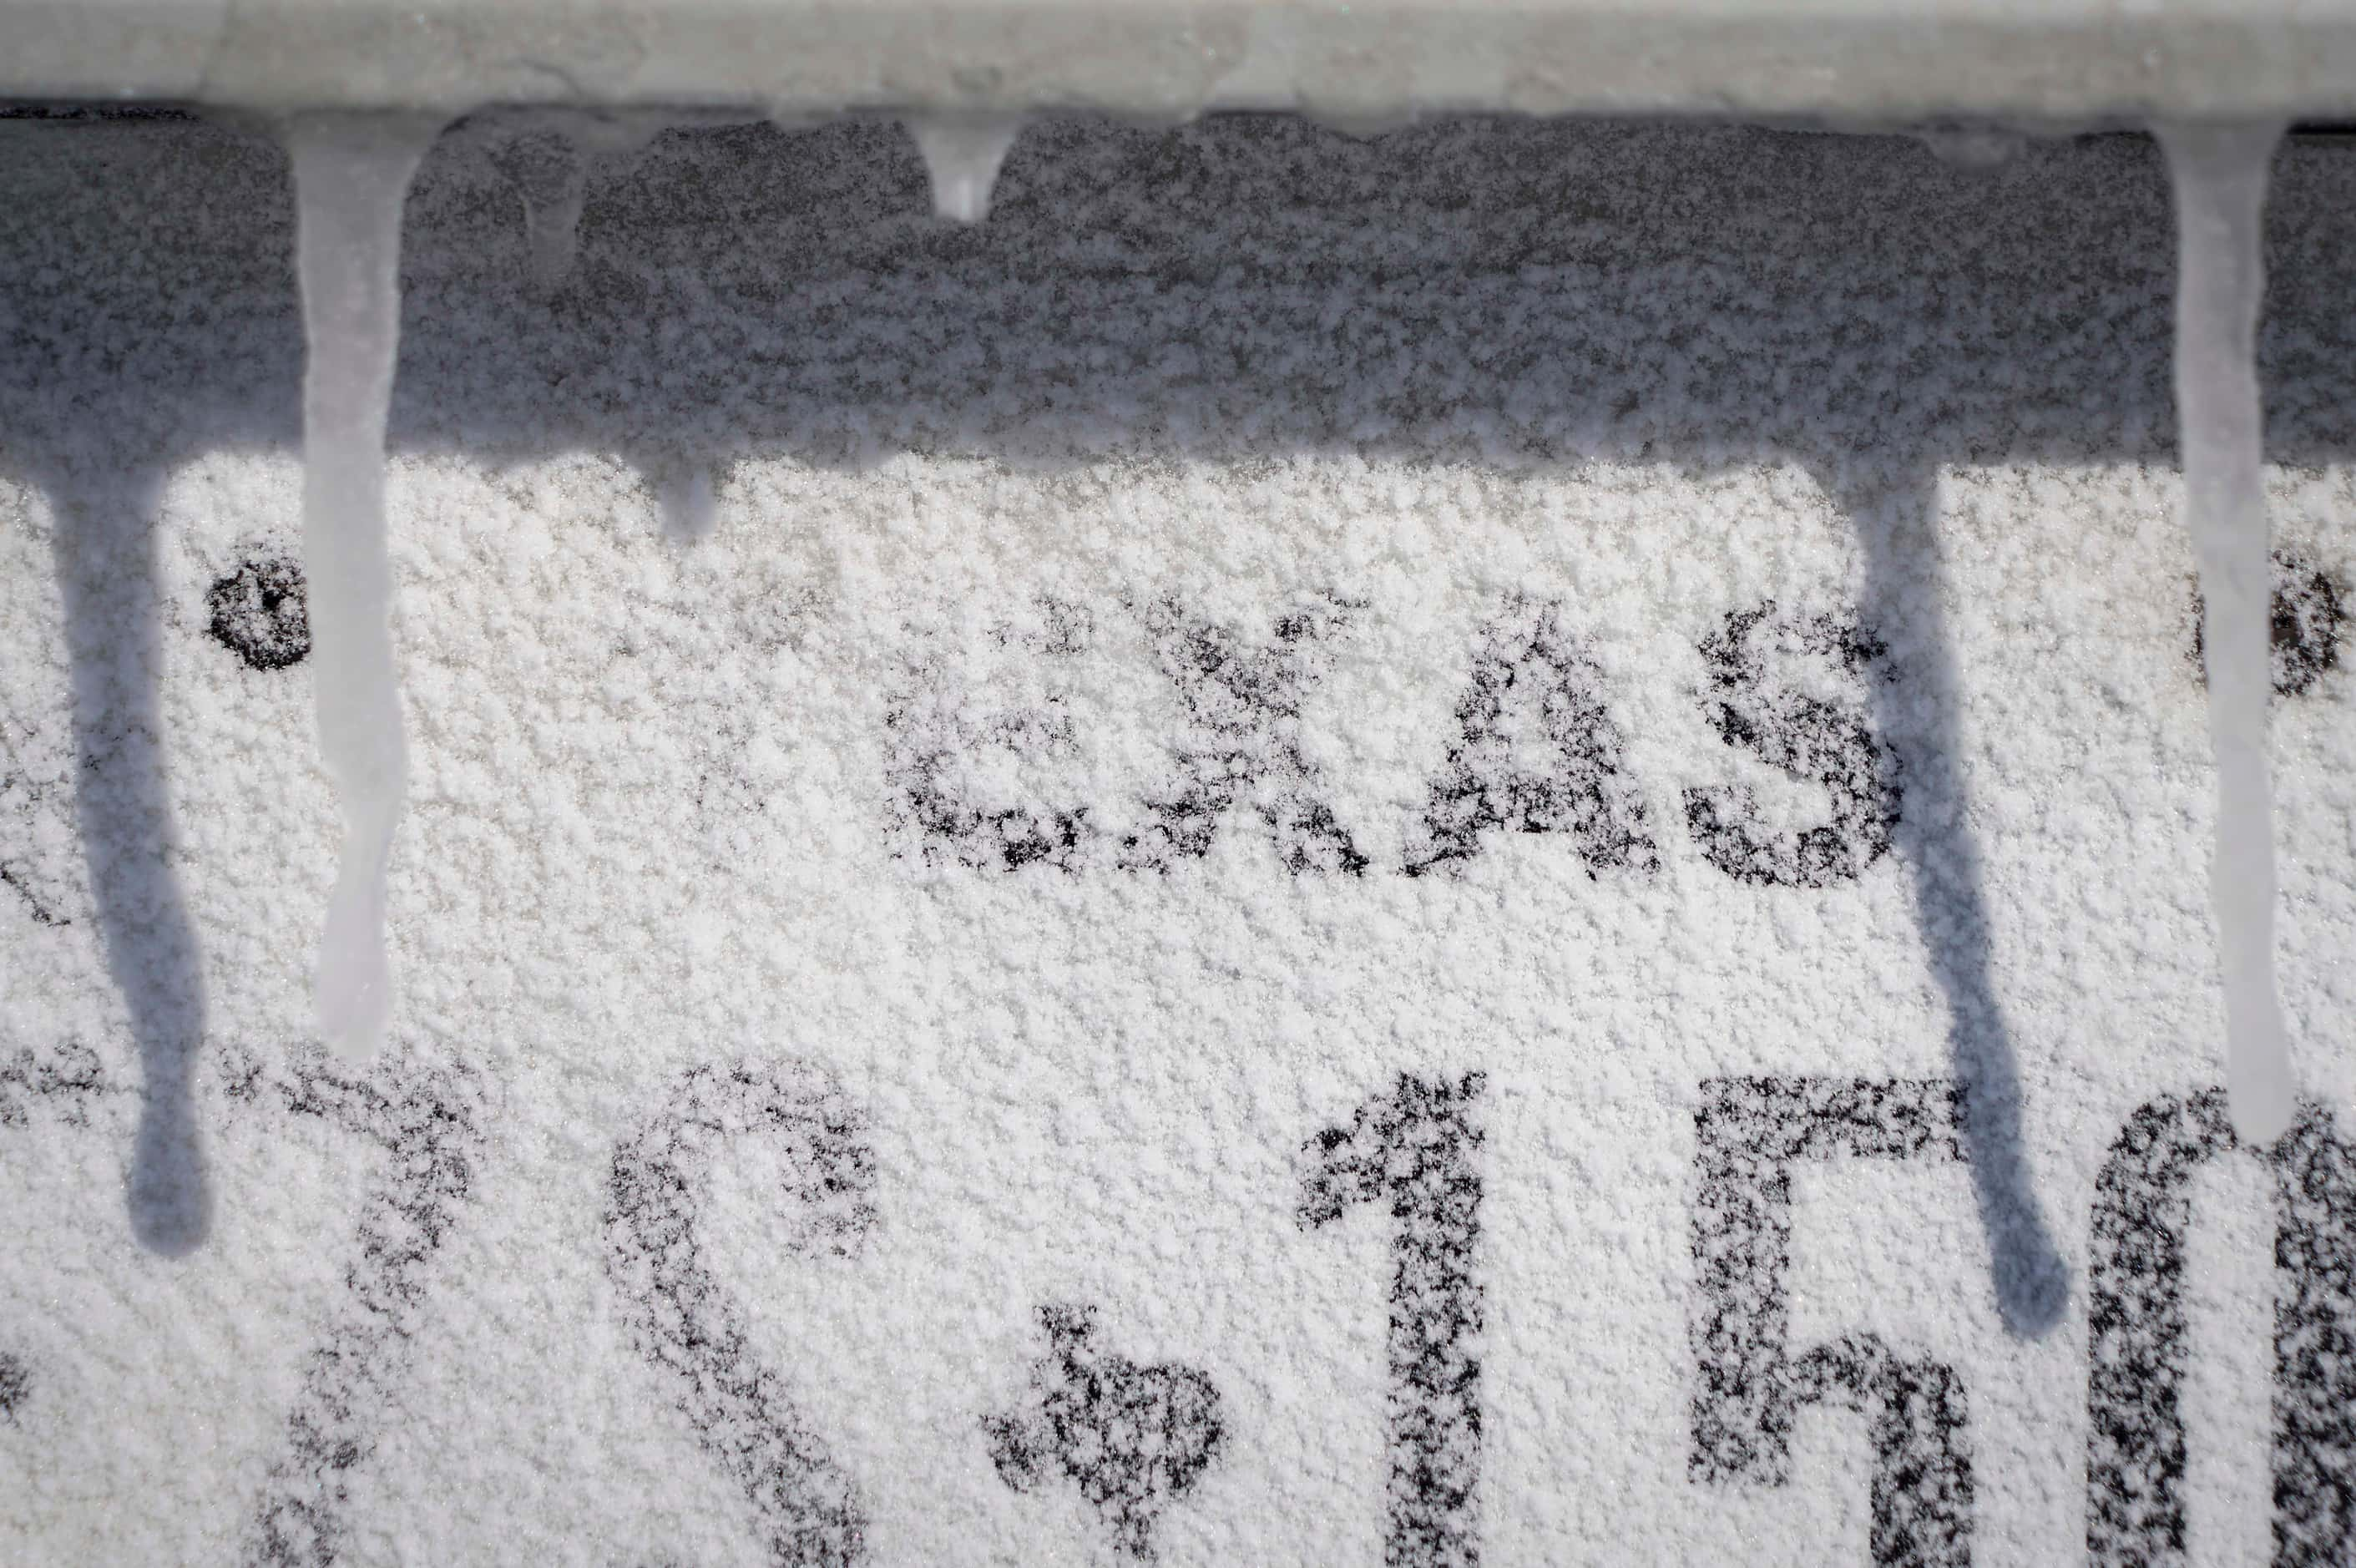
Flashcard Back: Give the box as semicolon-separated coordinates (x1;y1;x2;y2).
3;112;2353;1566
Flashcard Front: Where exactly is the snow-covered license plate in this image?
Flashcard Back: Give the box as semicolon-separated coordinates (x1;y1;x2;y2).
3;112;2355;1565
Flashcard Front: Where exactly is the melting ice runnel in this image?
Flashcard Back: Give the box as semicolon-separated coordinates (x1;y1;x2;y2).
491;112;675;293
495;129;587;293
2159;120;2296;1146
288;114;440;1060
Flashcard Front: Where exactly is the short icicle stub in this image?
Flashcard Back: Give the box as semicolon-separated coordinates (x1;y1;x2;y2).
2156;119;2298;1146
906;114;1024;224
286;113;443;1060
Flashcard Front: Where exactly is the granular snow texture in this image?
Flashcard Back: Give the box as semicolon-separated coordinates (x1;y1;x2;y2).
2;114;2354;1566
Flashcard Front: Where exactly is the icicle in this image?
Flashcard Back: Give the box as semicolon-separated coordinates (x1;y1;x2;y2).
287;114;440;1060
907;114;1023;224
493;129;587;293
2158;120;2296;1145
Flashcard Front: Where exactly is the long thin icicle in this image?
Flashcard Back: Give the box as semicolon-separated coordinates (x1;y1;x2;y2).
2158;121;2296;1145
288;115;440;1060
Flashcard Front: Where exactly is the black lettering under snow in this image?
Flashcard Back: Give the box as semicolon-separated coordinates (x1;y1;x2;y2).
2192;549;2345;698
1302;1072;1485;1567
0;1041;109;1438
983;1302;1226;1559
1125;594;1370;875
2085;1090;2356;1566
206;557;311;672
884;599;1095;873
0;1043;483;1562
1690;1076;1972;1567
1405;594;1656;879
240;1052;489;1568
0;1352;26;1422
1683;604;1900;888
0;863;62;926
1;711;78;928
604;1062;877;1568
887;706;1091;873
0;1039;106;1125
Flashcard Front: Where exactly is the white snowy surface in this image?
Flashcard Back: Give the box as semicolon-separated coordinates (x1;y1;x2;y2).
3;114;2354;1565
